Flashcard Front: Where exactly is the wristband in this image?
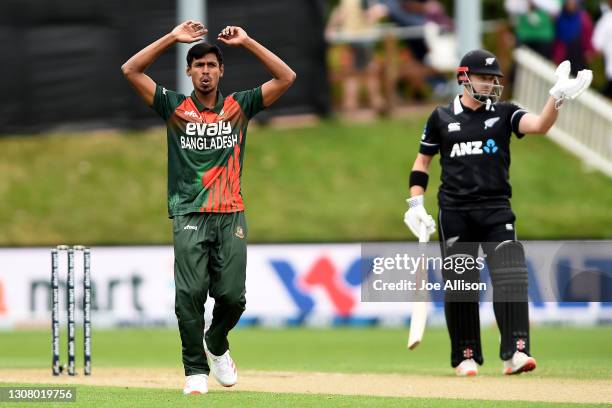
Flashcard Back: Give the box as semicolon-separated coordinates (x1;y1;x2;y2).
409;170;429;190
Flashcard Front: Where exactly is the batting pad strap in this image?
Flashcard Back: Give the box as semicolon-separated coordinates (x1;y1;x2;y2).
409;170;429;190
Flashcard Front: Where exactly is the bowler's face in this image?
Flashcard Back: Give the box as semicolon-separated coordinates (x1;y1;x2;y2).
187;53;224;95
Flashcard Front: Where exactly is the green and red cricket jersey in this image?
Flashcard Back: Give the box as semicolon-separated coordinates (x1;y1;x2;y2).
152;84;264;217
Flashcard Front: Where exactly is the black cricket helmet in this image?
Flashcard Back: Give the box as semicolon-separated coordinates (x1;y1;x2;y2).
457;49;504;104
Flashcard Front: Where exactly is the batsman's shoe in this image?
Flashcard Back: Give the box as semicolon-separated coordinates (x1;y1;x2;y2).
183;374;208;395
503;351;536;375
455;359;478;377
204;345;237;387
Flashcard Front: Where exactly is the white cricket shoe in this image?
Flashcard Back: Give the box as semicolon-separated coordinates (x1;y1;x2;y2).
503;351;536;375
455;359;478;377
204;343;238;387
183;374;208;395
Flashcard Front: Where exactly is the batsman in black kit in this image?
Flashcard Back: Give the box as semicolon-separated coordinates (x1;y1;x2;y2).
404;49;592;376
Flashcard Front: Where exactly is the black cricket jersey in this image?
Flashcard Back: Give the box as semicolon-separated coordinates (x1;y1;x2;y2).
419;95;528;209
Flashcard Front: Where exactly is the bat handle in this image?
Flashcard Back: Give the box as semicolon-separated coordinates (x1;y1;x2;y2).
418;223;429;243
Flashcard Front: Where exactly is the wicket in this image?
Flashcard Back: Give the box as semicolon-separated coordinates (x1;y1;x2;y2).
51;245;91;376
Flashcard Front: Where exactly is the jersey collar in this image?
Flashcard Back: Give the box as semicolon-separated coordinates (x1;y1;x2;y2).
453;95;463;115
454;94;495;114
190;89;225;114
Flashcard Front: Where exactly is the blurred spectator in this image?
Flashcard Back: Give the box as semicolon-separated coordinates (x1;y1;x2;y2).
326;0;386;113
380;0;427;61
505;0;561;59
592;0;612;98
377;0;450;101
552;0;595;75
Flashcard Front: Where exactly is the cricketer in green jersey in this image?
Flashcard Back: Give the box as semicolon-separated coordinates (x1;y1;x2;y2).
121;21;296;394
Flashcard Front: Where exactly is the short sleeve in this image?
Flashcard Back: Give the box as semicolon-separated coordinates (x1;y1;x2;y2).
419;109;441;155
232;86;264;119
152;85;185;121
508;102;528;139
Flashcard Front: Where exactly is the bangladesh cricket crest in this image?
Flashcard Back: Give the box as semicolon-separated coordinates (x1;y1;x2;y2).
235;226;245;239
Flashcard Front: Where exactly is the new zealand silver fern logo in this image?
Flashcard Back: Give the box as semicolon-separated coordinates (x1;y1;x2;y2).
484;117;500;129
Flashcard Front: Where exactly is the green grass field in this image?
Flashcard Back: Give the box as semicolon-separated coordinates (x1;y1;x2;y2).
0;384;601;408
1;117;611;246
2;327;611;379
0;327;610;407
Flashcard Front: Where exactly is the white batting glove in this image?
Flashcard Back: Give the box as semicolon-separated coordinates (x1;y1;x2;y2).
404;195;436;239
549;60;593;110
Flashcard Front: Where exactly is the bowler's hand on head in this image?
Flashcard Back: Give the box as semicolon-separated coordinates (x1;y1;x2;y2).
217;26;250;47
171;20;207;44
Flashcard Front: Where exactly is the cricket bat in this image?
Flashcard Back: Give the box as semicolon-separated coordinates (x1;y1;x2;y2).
407;223;430;350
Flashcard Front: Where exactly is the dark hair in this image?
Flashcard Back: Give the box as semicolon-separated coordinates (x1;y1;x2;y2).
186;43;223;67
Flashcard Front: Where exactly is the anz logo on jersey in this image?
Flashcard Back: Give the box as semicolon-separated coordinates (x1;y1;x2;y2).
450;139;498;158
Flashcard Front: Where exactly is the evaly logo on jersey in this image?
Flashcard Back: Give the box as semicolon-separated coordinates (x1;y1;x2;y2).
185;121;232;137
449;138;498;157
